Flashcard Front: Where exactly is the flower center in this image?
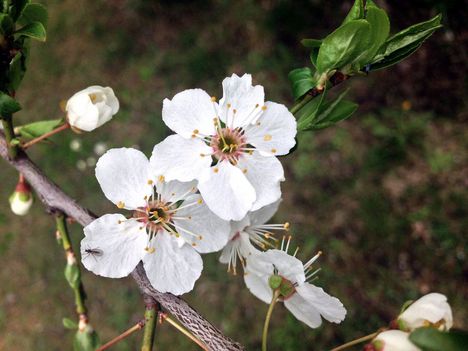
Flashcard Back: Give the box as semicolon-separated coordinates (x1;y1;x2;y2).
211;127;246;161
134;200;173;234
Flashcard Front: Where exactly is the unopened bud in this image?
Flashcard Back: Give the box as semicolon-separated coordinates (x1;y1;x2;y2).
9;176;33;216
268;275;282;290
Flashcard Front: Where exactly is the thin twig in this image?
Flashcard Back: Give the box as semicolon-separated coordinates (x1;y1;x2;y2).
160;313;208;350
330;332;379;351
141;303;158;351
97;320;146;351
22;122;70;149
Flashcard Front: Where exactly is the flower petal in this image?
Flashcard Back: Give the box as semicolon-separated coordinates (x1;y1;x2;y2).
198;161;255;221
262;250;305;284
95;148;154;209
284;283;346;328
248;199;281;226
173;194;230;253
150;135;212;182
244;102;297;156
374;330;421;351
219;73;265;128
237;152;284;211
81;214;147;278
156;179;198;204
244;259;273;304
162;89;216;138
143;231;203;295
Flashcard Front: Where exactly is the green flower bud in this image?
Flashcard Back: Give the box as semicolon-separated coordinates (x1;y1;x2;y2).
268;275;282;290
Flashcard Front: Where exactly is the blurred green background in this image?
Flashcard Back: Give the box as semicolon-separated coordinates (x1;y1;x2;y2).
0;0;467;350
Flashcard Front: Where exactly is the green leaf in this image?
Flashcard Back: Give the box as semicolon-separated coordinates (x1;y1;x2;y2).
301;38;322;48
310;48;319;68
74;327;100;351
312;99;358;129
296;92;326;131
10;0;30;21
18;3;48;29
409;328;468;351
15;21;46;41
0;14;14;35
316;19;371;73
7;52;27;93
342;0;364;25
0;92;21;116
16;118;63;139
355;1;390;66
370;14;442;69
288;67;317;100
64;263;81;290
63;318;78;330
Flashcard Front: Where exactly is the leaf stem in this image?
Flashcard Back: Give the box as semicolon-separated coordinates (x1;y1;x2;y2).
97;320;145;351
22;122;70;149
290;94;312;115
141;304;158;351
262;290;280;351
1;115;19;158
160;313;207;350
330;332;379;351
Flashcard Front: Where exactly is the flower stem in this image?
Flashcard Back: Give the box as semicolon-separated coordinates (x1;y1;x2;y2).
141;304;158;351
330;332;380;351
22;122;70;149
262;290;280;351
289;95;312;115
97;320;145;351
1;115;19;158
160;313;207;350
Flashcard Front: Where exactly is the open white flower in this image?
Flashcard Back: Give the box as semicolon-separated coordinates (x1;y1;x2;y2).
219;200;290;274
80;147;230;295
244;242;346;329
371;330;420;351
151;73;297;221
397;293;453;331
66;86;119;132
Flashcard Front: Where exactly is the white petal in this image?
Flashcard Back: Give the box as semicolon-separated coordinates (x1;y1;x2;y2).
162;89;216;138
156;179;198;204
237;152;284;211
244;257;273;304
244;102;297;156
143;231;203;295
81;214;147;278
284;283;346;328
198;161;255;221
219;73;265;128
248;199;281;226
261;250;305;284
150;135;212;182
219;231;260;267
173;194;230;253
374;330;421;351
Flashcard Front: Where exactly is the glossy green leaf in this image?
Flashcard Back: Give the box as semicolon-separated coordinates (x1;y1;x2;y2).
310;47;319;68
18;3;48;29
63;318;78;330
409;328;468;351
74;327;100;351
342;0;364;24
16;118;63;139
301;38;322;48
296;92;326;131
0;92;21;116
0;14;14;34
316;19;371;73
312;99;358;129
7;52;27;92
15;21;46;41
10;0;30;21
288;67;317;100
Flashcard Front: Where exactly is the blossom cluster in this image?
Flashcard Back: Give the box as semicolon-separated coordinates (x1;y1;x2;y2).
78;73;346;329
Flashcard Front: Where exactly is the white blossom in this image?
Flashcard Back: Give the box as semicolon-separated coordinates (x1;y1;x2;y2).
372;330;420;351
66;86;119;132
80;147;230;295
151;73;297;221
398;293;453;331
244;241;346;329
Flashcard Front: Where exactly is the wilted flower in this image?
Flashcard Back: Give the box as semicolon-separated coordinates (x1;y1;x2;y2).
66;86;119;132
219;200;290;274
244;242;346;328
9;175;33;216
80;147;230;295
152;73;297;221
370;330;420;351
397;293;453;331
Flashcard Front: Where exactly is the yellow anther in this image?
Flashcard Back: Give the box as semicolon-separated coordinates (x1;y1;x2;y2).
242;168;248;174
284;222;290;230
256;121;261;126
175;233;180;238
192;243;197;247
263;134;272;141
227;103;231;108
145;247;156;254
188;216;192;220
261;105;267;111
118;220;123;224
213;167;219;173
89;93;97;103
255;103;259;108
193;129;199;134
248;150;254;155
158;175;165;182
117;201;125;209
198;235;203;240
200;153;205;157
147;179;153;185
139;226;144;230
264;233;270;239
144;195;148;200
211;96;216;102
317;250;323;256
271;148;277;154
197;199;203;204
233;109;237;114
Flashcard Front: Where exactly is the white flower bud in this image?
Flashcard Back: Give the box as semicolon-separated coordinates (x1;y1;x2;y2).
9;177;33;216
373;330;420;351
66;86;119;132
398;293;453;331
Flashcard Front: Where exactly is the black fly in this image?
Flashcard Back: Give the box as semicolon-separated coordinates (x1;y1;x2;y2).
83;247;103;261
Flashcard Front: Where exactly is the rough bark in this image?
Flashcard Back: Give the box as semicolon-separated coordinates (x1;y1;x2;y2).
0;132;244;351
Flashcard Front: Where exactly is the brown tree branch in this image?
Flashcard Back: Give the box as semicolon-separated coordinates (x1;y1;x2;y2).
0;132;244;351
